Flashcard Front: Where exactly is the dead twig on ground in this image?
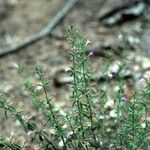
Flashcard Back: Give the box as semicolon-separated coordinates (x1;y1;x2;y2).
98;0;146;27
98;0;145;21
0;0;78;58
54;68;132;87
88;43;126;57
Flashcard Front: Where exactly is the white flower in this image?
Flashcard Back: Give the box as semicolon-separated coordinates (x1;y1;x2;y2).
27;131;34;136
86;39;92;46
141;122;146;128
10;131;15;137
99;115;105;120
71;46;77;51
109;110;117;118
108;73;113;78
34;85;43;93
118;33;123;40
121;96;128;102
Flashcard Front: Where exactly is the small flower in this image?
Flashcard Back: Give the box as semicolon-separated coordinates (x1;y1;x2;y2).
110;63;120;74
121;96;128;102
10;131;15;137
109;144;114;148
88;51;94;57
99;115;105;120
118;33;123;40
62;123;68;129
27;131;33;136
71;46;77;51
86;39;92;46
141;122;146;128
34;85;43;93
13;63;19;69
64;67;71;72
10;62;19;70
108;72;113;78
59;109;67;116
109;110;117;118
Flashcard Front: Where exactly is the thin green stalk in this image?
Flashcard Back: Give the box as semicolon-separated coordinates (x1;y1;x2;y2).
72;54;85;143
36;67;67;149
82;48;97;145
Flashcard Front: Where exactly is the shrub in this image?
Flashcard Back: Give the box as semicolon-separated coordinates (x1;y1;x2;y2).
0;26;149;150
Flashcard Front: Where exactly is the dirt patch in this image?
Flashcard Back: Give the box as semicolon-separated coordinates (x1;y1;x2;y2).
0;0;149;148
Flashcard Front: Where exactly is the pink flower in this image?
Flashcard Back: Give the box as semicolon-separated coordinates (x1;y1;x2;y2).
88;51;94;57
64;67;71;72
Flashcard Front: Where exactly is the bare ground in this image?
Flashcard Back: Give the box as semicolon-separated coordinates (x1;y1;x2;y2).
0;0;149;149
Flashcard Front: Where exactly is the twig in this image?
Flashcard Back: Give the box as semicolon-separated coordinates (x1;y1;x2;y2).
98;2;129;21
98;0;144;21
87;43;112;58
87;43;123;57
54;69;133;87
0;0;79;58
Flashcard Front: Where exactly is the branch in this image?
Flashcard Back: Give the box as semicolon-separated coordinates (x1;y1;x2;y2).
0;0;79;58
87;43;124;58
98;1;145;27
98;0;144;21
54;69;133;87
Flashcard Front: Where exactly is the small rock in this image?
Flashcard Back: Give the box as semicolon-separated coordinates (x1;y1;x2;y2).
142;58;150;69
135;77;147;90
4;84;13;93
97;7;111;20
109;61;120;74
97;27;109;34
127;35;140;45
143;71;150;80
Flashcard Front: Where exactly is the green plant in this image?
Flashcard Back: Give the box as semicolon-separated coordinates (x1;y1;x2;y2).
0;26;149;150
